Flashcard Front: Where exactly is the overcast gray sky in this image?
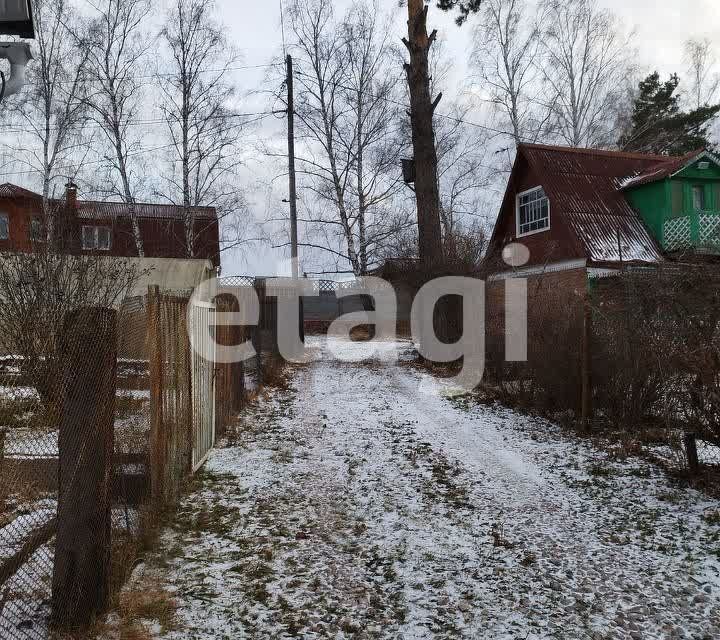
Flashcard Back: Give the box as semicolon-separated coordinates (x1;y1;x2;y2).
208;0;720;276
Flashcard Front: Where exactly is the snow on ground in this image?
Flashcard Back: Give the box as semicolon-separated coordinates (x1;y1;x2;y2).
124;337;720;640
0;386;38;401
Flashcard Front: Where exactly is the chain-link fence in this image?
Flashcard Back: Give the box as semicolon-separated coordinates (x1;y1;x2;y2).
0;285;238;638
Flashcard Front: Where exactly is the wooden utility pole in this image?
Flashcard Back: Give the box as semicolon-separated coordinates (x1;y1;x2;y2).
287;54;299;279
403;0;444;268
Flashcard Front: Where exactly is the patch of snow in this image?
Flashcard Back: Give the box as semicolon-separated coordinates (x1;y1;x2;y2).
121;337;720;640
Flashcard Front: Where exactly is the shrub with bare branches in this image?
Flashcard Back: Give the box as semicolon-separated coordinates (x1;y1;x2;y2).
0;232;144;421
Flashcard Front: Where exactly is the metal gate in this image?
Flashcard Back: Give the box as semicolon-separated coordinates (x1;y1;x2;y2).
190;301;216;471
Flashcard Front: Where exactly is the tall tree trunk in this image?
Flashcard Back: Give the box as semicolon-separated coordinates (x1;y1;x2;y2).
404;0;443;268
182;72;195;258
110;93;144;257
312;52;360;275
357;91;368;275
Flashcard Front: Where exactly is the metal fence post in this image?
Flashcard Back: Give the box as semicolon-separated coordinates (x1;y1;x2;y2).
51;307;117;628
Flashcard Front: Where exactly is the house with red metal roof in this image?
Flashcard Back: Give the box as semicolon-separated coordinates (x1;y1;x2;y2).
484;144;720;279
0;182;221;268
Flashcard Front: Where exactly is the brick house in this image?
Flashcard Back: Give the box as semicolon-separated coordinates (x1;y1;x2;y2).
0;182;221;268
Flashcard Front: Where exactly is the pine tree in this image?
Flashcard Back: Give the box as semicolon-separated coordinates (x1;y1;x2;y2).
435;0;483;25
620;72;720;155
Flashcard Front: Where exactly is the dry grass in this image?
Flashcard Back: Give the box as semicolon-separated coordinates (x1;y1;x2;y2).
261;355;291;389
50;578;178;640
118;582;177;632
349;325;374;341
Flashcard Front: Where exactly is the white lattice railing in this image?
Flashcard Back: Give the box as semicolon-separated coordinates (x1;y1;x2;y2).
699;215;720;248
663;216;692;250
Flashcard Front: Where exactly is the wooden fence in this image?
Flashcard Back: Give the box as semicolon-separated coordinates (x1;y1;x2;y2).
0;288;241;637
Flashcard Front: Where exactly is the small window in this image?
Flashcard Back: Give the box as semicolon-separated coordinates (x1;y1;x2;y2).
0;213;8;240
693;185;707;211
81;225;112;250
517;187;550;236
30;217;43;242
96;226;111;250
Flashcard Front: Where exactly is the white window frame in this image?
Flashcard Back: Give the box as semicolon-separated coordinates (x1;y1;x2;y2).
516;186;550;238
0;212;8;240
692;184;708;212
81;225;112;251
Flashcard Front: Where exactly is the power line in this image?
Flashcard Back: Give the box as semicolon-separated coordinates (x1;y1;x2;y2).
0;110;279;178
0;142;175;179
290;68;535;144
40;62;284;86
0;110;278;135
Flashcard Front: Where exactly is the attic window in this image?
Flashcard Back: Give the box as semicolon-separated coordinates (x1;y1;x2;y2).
516;187;550;236
698;161;710;170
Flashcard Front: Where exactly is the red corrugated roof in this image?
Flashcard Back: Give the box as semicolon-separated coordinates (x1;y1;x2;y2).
76;200;216;220
0;183;43;199
617;149;710;189
517;144;673;263
0;182;217;220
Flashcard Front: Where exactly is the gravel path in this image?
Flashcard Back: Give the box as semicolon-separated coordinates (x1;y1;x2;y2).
127;337;720;639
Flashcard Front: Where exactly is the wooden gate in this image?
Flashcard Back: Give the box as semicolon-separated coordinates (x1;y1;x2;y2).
190;301;216;471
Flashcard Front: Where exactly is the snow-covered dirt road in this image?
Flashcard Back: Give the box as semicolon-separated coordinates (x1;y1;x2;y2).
130;337;720;639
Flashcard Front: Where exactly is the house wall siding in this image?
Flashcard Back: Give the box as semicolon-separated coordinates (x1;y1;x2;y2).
486;155;586;273
0;196;38;254
0;196;220;266
624;180;668;241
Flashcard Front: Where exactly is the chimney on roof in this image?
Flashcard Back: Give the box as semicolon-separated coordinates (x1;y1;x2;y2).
65;182;77;210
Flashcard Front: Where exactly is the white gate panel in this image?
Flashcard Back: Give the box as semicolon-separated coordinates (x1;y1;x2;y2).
190;301;216;471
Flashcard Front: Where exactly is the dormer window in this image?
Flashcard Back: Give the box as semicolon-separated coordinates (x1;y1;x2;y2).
516;186;550;236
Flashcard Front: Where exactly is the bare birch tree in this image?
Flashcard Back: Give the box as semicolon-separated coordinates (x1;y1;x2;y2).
75;0;153;257
539;0;631;148
10;0;88;242
158;0;245;258
435;110;493;241
283;0;408;276
470;0;552;145
684;37;720;109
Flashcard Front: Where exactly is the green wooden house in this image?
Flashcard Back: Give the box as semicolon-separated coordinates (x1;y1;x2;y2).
621;150;720;254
